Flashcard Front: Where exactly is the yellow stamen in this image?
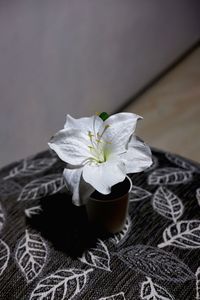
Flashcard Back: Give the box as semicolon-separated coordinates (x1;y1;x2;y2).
88;145;94;150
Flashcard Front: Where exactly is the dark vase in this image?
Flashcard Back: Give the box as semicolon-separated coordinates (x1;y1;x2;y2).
85;177;132;234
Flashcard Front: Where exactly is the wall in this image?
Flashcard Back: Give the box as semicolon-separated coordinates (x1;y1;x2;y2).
0;0;199;166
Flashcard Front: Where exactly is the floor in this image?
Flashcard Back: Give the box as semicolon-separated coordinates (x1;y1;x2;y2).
124;46;200;162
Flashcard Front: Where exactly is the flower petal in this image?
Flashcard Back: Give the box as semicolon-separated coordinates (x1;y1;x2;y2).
63;168;82;202
82;158;126;194
48;128;91;165
63;168;95;205
121;135;152;173
100;112;142;154
64;114;103;135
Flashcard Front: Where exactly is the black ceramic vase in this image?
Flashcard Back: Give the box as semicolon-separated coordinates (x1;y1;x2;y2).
85;177;132;234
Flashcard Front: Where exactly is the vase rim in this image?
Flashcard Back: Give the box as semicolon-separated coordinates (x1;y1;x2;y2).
89;176;132;203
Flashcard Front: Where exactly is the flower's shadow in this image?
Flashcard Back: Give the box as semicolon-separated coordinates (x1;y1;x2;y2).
27;193;110;258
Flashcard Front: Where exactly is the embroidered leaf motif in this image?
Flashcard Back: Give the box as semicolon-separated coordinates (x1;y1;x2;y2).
196;189;200;207
18;174;64;201
144;155;158;173
99;292;125;300
15;230;47;282
110;217;131;246
141;277;174;300
152;187;184;222
0;180;21;198
0;240;10;276
3;158;57;180
158;220;200;249
148;168;193;185
30;268;93;300
196;267;200;300
129;186;152;202
116;245;194;282
79;240;111;271
166;153;200;173
0;202;5;233
25;206;42;218
166;153;196;171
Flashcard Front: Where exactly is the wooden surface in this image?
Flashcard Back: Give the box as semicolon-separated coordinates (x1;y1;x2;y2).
125;46;200;162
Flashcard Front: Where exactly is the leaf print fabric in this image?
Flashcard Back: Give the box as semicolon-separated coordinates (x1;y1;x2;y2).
0;180;21;198
196;188;200;207
0;148;199;299
3;158;57;180
15;230;47;282
18;174;65;201
196;267;200;300
158;220;200;249
116;245;194;282
165;153;196;172
25;206;42;218
0;240;10;276
0;202;5;233
79;240;111;271
129;186;152;202
99;292;126;300
141;277;174;300
30;268;92;300
152;187;184;222
148;168;193;185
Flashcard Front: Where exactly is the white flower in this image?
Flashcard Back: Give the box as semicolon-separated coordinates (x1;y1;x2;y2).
48;113;152;205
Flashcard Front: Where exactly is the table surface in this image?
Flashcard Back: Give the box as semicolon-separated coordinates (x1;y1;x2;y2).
0;148;200;300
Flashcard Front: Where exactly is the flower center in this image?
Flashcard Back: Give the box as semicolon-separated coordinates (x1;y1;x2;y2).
87;124;111;164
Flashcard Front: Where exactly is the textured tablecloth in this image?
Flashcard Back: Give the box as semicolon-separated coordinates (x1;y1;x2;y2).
0;148;200;300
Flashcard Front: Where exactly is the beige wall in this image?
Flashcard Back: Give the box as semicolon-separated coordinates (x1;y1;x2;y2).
0;0;199;166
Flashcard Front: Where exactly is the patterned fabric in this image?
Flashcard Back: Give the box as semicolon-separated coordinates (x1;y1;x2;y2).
0;148;200;300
